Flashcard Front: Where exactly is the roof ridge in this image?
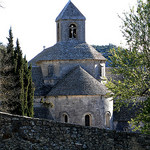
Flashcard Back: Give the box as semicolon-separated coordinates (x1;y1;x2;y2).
56;1;71;21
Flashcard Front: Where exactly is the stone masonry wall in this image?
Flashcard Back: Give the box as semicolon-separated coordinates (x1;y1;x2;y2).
0;112;150;150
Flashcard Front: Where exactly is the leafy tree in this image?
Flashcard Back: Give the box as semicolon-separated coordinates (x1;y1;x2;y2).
106;0;150;134
92;44;117;67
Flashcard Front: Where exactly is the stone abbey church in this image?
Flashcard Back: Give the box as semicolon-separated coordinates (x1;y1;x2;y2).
30;1;132;131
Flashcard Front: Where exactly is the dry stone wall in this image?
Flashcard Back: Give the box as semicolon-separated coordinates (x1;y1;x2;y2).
0;112;150;150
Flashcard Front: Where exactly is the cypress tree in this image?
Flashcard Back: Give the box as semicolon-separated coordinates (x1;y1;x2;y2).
23;56;29;116
0;44;7;110
13;39;24;115
7;28;14;56
4;28;17;113
1;28;34;117
27;64;34;117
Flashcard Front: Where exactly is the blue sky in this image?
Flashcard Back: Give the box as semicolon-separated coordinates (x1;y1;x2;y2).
0;0;137;60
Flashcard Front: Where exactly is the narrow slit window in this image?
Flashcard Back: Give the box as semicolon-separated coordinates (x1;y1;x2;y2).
100;65;102;77
63;114;68;123
106;112;111;128
57;23;60;42
48;65;54;77
85;114;91;126
69;24;77;38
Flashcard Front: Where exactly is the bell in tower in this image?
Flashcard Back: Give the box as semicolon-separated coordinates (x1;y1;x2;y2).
55;1;86;42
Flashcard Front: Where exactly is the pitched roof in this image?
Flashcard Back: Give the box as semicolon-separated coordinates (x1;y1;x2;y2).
56;1;86;21
32;67;52;96
29;41;106;66
32;66;43;87
47;66;108;96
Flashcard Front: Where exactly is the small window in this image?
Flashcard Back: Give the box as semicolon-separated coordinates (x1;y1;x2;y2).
123;127;128;132
100;65;102;77
106;112;111;128
95;64;100;78
69;24;77;38
63;114;68;123
48;65;54;77
85;114;91;126
57;23;60;42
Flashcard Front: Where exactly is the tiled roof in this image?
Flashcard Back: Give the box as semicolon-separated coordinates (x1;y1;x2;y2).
32;66;43;87
47;66;108;96
32;67;52;96
56;1;86;21
29;41;106;66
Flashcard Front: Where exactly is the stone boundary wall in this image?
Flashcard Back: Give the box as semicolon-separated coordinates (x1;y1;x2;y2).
0;112;150;150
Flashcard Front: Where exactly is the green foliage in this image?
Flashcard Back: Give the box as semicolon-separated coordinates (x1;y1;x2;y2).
0;45;6;103
7;28;14;54
92;44;117;67
23;57;29;116
129;97;150;134
27;65;34;117
40;98;54;108
12;39;24;115
106;0;150;134
0;28;34;117
1;28;17;113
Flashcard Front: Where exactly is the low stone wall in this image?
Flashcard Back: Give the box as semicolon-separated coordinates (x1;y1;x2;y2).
0;112;150;150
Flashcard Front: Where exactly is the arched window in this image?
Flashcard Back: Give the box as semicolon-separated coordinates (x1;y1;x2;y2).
63;114;69;123
123;127;128;132
69;24;77;38
85;114;91;126
48;65;54;77
105;112;111;128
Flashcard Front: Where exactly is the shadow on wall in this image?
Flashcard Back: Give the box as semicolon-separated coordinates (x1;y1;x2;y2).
34;107;54;120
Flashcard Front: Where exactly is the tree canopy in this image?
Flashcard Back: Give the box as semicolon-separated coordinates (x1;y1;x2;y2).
106;0;150;134
92;44;117;67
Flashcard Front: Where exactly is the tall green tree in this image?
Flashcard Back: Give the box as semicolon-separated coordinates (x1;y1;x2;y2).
23;57;34;117
27;65;34;117
2;28;17;113
13;39;24;115
0;44;7;106
23;56;29;116
0;28;34;117
106;0;150;134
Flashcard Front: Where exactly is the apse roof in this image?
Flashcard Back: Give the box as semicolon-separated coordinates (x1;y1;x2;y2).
56;1;86;21
47;66;108;96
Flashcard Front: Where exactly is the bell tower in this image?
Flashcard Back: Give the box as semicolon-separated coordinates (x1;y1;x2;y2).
55;1;86;42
